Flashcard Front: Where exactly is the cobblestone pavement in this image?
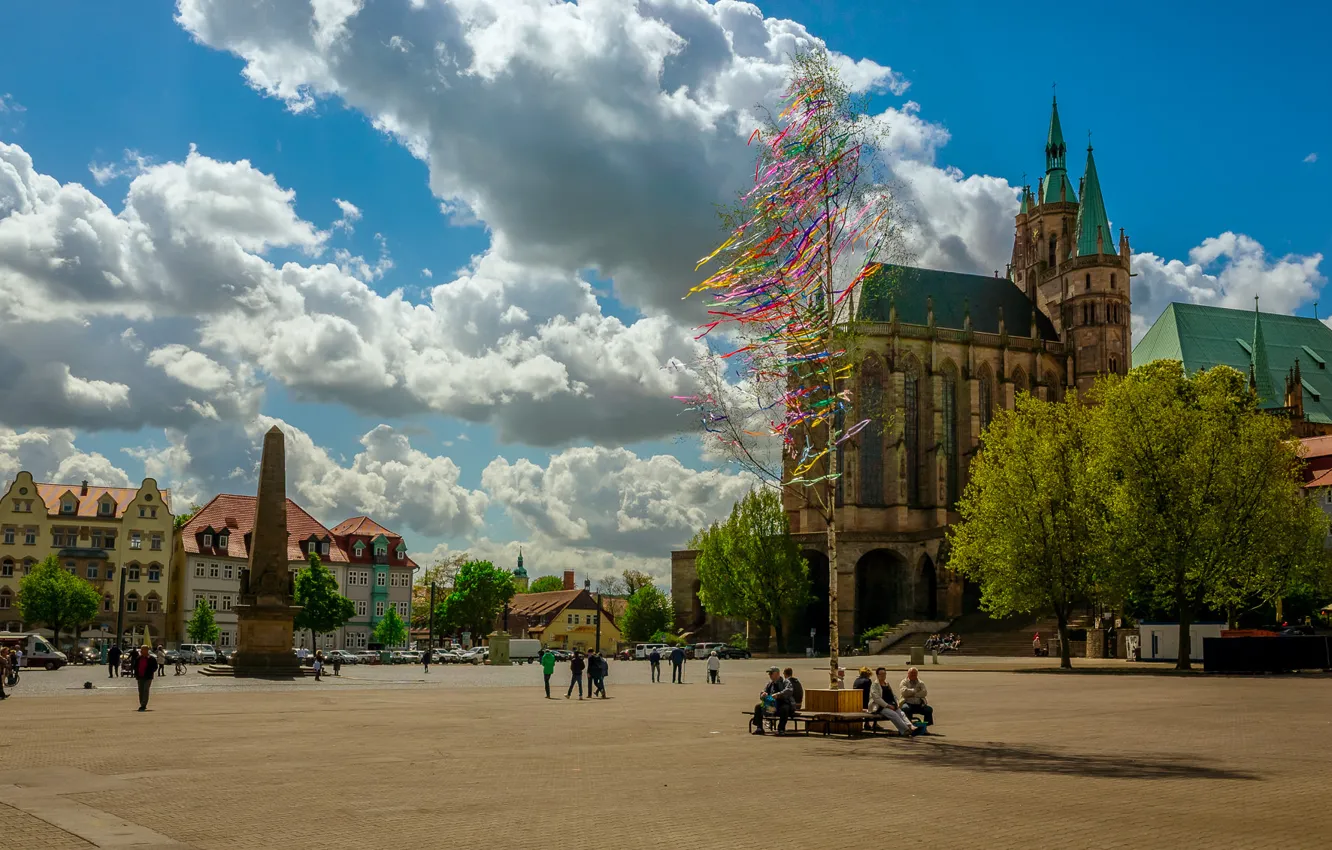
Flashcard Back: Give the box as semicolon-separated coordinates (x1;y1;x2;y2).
1;661;1328;849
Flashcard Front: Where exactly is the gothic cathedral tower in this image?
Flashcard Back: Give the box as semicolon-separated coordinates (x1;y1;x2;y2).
1011;96;1132;391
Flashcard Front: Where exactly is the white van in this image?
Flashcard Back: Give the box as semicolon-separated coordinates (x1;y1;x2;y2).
694;642;726;660
509;639;542;664
635;643;668;660
0;632;68;670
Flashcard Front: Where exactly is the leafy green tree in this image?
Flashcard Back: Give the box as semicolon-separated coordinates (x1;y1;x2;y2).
621;569;655;597
949;392;1114;668
436;560;516;636
621;585;674;642
692;489;808;651
17;555;101;652
1096;361;1331;669
527;575;565;594
293;553;356;649
186;598;221;645
173;504;203;529
373;605;408;648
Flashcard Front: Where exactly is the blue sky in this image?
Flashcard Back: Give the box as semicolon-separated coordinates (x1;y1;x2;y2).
1;1;1327;581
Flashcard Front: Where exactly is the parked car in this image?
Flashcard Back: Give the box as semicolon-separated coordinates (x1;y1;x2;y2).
355;650;379;664
693;642;727;660
400;650;423;664
717;645;751;659
177;643;219;664
634;643;668;660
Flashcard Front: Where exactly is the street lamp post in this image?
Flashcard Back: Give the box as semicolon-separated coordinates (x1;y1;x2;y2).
429;581;437;650
114;564;128;648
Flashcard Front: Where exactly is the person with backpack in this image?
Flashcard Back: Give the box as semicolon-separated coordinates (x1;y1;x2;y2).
540;649;556;698
565;651;585;700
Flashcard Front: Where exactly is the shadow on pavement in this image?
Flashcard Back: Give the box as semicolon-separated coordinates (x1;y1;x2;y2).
835;739;1260;781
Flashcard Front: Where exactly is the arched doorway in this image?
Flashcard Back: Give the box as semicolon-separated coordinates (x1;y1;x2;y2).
855;549;909;638
791;551;830;654
690;579;705;628
917;555;938;619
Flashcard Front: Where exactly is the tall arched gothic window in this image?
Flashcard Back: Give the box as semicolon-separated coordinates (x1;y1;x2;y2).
904;366;920;508
942;367;959;507
1047;235;1057;266
859;358;884;506
978;367;994;433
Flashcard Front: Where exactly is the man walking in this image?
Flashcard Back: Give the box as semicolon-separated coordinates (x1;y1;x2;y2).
589;652;607;698
423;647;432;673
155;645;167;678
10;647;20;685
669;645;685;684
648;647;661;682
132;645;158;711
565;651;585;700
108;644;122;679
540;649;556;698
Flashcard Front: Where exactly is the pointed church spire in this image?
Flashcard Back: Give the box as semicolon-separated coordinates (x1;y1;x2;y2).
1075;143;1113;256
1251;297;1277;406
1041;95;1076;205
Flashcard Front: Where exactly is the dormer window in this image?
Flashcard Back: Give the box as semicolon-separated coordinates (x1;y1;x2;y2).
353;541;366;557
320;541;329;555
218;534;229;548
61;499;76;514
203;533;213;547
98;499;114;516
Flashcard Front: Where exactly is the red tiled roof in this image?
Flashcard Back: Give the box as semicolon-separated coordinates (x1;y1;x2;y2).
508;589;586;618
35;482;171;519
1300;435;1332;459
181;494;349;562
1305;468;1332;489
330;516;397;538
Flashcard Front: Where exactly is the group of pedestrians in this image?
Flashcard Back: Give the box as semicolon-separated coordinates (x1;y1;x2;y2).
647;646;692;683
549;649;609;699
0;646;21;699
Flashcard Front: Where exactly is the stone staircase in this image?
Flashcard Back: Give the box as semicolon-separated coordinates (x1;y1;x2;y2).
888;612;1089;657
867;620;954;654
196;664;314;677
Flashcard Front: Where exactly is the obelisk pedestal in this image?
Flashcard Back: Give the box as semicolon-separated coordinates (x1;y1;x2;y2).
232;425;303;678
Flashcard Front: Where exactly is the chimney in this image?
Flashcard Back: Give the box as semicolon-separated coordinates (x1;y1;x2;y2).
81;480;89;495
563;570;575;591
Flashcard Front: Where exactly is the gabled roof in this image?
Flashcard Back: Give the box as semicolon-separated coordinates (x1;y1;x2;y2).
1074;146;1113;256
35;482;171;519
1133;303;1332;424
180;494;349;562
508;589;616;624
859;264;1060;341
330;516;397;538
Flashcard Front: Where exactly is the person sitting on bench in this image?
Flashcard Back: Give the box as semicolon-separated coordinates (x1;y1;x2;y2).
898;667;933;726
782;666;803;710
852;666;873;710
752;666;793;735
868;667;916;736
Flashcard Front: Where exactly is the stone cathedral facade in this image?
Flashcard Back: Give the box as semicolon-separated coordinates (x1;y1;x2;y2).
672;97;1133;650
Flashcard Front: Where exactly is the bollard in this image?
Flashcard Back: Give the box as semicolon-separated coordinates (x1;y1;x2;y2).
931;650;939;665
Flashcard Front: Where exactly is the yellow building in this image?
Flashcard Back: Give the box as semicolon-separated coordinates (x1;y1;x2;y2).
505;587;622;653
0;472;175;644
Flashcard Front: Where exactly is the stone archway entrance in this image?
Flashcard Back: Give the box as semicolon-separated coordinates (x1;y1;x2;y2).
855;549;910;638
689;579;705;628
790;551;830;654
917;555;938;620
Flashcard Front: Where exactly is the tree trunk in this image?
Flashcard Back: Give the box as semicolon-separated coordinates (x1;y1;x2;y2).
1176;595;1193;672
1227;605;1237;631
773;617;786;654
826;515;839;686
1055;612;1072;670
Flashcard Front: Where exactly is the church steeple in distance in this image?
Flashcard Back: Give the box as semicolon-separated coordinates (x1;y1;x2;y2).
1041;94;1076;205
1075;142;1113;256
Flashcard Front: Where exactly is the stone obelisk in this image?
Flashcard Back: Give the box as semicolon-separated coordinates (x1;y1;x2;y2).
232;425;302;678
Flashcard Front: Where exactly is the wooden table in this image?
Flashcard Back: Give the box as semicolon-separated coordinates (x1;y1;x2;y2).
802;688;862;713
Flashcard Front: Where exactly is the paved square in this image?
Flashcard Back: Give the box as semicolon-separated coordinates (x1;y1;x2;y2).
0;659;1327;849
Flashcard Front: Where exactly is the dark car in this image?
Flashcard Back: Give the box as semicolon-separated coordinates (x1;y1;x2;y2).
1280;625;1315;636
717;646;751;659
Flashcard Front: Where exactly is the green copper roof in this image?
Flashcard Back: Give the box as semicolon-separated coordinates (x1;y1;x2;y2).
1250;304;1277;405
1042;170;1077;205
1045;97;1067;172
859;264;1059;341
1074;146;1112;255
1133;303;1332;422
1019;185;1032;214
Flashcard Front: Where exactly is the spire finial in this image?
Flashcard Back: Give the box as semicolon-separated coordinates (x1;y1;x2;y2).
1052;82;1057;103
1087;129;1092;151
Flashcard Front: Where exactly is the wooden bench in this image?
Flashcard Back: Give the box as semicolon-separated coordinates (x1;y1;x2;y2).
743;710;912;738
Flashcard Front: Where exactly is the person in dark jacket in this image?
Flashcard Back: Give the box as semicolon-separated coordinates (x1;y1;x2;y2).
132;646;159;711
648;647;662;682
422;648;432;673
589;652;607;698
751;667;794;735
566;651;585;700
852;666;873;710
108;644;122;679
669;646;685;683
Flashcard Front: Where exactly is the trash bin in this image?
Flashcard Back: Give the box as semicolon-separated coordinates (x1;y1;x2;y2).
909;646;925;665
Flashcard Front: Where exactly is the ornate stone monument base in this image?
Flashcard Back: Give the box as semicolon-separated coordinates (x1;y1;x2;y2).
232;604;302;678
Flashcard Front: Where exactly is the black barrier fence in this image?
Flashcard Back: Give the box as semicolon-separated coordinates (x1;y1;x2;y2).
1202;636;1332;673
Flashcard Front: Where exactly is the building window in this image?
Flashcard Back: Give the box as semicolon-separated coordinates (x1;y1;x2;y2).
127;564;140;581
65;560;77;575
99;500;114;516
105;565;114;580
1110;273;1116;289
221;595;233;611
148;565;161;582
979;372;994;433
320;541;329;555
150;533;162;551
375;601;385;617
218;534;229;548
195;563;206;578
146;595;161;613
0;559;11;577
209;563;220;578
62;499;75;514
2;528;12;545
0;589;10;609
904;373;920;508
138;507;146;518
87;563;99;580
23;529;35;545
942;371;960;507
858;360;885;507
104;531;115;548
375;571;386;588
220;630;232;647
223;563;233;580
91;530;102;548
353;541;365;557
22;559;34;575
203;533;213;547
206;592;219;609
102;595;113;612
1110;355;1119;373
126;593;139;613
1047;235;1057;266
356;600;367;616
129;532;141;550
1085;273;1091;290
194;594;205;609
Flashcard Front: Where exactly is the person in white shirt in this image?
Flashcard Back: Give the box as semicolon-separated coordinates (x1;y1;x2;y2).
706;650;721;684
898;667;933;726
868;667;916;736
